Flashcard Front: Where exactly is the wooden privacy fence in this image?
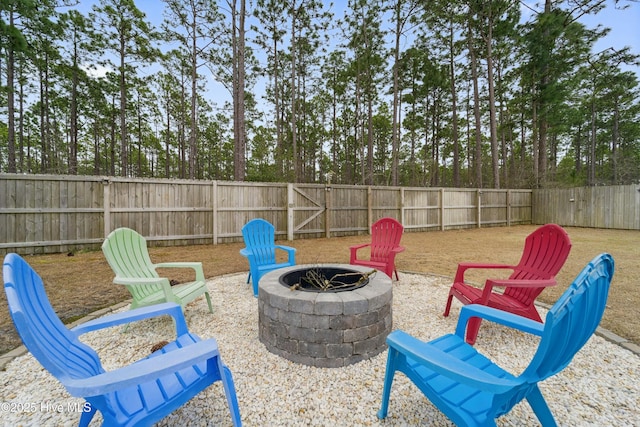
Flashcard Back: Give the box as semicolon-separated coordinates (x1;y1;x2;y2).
0;174;532;255
532;184;640;230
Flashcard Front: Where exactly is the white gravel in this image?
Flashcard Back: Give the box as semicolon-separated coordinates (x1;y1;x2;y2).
1;272;638;426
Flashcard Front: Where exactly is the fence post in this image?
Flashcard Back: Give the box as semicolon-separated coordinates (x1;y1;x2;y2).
507;190;511;226
477;189;482;228
102;177;111;237
440;188;445;231
325;183;332;238
287;183;294;240
212;180;218;245
399;187;405;224
367;186;373;230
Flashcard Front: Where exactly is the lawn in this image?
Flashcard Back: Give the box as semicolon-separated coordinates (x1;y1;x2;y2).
1;224;638;356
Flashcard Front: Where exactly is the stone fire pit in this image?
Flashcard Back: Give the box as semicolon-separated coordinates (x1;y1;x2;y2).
258;264;393;368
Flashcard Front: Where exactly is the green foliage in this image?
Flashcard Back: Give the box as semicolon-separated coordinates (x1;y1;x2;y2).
1;0;639;187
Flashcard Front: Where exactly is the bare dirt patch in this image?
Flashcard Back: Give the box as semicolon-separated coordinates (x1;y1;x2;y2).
1;225;638;355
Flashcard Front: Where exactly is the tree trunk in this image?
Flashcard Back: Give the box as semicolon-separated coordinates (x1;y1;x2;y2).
589;98;597;185
612;99;619;183
274;37;283;178
537;0;552;187
290;2;299;183
486;21;500;189
70;31;79;175
449;23;460;187
119;34;128;177
165;95;171;178
93;119;100;175
7;10;17;173
469;19;483;188
390;0;401;186
18;64;25;172
190;9;198;180
233;0;246;181
238;0;247;179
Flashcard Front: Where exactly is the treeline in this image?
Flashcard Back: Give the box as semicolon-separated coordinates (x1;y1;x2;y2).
1;0;639;188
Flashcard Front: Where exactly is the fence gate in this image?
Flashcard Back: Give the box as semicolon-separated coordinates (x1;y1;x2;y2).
287;184;328;240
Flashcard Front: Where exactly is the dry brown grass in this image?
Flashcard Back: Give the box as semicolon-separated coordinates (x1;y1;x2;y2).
1;225;638;355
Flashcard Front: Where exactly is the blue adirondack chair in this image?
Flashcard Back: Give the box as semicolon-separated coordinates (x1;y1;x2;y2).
378;253;614;427
3;253;242;427
240;218;296;297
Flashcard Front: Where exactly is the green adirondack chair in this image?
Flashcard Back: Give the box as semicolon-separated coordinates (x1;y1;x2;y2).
102;227;213;314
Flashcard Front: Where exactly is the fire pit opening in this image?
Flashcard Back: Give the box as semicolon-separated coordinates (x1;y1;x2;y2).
278;266;372;292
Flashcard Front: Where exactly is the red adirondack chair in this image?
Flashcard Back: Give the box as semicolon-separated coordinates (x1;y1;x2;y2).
443;223;572;345
350;217;405;280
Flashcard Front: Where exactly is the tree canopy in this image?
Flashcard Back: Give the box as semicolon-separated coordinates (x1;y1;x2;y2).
1;0;639;188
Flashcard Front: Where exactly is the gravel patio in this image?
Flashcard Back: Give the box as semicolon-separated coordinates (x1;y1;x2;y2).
1;271;638;426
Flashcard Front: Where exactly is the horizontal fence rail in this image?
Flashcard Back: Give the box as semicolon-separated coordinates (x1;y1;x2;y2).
0;174;537;255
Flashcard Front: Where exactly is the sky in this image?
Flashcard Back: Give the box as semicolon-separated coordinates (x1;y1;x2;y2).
570;0;640;73
74;0;640;108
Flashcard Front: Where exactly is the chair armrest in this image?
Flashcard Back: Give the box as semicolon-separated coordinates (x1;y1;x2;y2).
479;277;557;301
113;276;177;303
386;330;520;394
112;277;166;286
380;246;406;267
155;262;202;268
350;243;370;251
349;243;371;263
154;262;205;282
455;304;544;337
71;302;189;337
63;338;220;396
275;245;296;264
453;262;516;283
485;277;557;289
240;248;259;266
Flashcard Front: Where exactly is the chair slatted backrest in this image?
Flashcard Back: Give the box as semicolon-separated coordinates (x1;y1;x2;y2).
524;253;613;382
490;253;613;418
3;253;104;382
102;228;161;301
504;224;572;306
369;218;404;263
242;219;277;265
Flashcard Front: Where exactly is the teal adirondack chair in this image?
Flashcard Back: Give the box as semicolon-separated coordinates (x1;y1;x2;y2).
240;218;296;297
102;227;213;313
378;253;614;426
3;253;241;426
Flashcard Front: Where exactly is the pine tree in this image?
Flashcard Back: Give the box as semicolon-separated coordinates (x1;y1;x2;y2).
91;0;159;177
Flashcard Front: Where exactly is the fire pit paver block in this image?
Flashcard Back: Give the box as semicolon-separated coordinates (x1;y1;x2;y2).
258;264;393;368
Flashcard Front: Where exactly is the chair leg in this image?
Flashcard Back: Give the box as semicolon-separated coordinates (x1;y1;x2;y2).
377;348;398;419
251;274;259;297
78;402;97;427
464;316;482;345
526;385;558;427
221;365;242;427
204;291;214;314
443;292;454;317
